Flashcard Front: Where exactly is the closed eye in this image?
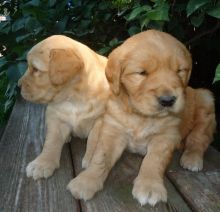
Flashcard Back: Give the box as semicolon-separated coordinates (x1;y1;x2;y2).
177;69;186;73
32;66;38;73
139;70;148;76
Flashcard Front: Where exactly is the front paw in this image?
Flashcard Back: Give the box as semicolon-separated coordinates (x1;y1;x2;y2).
26;157;59;180
180;150;203;172
67;172;103;200
132;177;167;206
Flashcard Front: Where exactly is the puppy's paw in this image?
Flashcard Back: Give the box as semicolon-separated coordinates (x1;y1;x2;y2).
67;174;103;200
132;177;167;206
26;157;58;180
180;150;203;172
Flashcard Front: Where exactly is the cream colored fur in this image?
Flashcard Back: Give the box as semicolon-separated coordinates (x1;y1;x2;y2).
19;35;110;180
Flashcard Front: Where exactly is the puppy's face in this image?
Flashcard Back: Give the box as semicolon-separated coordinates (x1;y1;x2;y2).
106;30;192;116
19;36;83;103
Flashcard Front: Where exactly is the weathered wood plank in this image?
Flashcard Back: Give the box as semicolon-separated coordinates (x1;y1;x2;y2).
167;149;220;212
0;126;5;138
0;97;79;212
70;138;191;212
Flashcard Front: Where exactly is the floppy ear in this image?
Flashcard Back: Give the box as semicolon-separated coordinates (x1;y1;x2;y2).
185;68;192;86
49;48;83;85
181;47;192;86
105;50;123;95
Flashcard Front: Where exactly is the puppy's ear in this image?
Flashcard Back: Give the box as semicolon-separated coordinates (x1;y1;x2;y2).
182;47;192;86
49;49;83;85
105;50;123;95
185;68;192;85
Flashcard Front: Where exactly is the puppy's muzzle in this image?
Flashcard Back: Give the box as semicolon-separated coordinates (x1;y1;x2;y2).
158;95;176;107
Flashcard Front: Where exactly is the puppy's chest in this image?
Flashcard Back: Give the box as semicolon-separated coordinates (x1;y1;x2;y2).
126;119;161;155
53;101;102;138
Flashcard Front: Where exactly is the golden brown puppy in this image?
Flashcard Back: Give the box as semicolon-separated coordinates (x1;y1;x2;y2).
67;30;215;206
19;35;110;180
180;87;216;171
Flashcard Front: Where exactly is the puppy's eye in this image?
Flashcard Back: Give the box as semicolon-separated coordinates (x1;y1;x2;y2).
139;70;147;76
177;69;185;74
32;67;38;73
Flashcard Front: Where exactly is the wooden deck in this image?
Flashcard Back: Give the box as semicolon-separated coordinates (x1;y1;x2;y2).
0;97;220;212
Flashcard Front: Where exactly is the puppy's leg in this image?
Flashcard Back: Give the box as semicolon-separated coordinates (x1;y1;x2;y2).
132;133;179;206
181;90;216;172
67;123;127;200
82;118;102;169
26;109;71;180
180;112;216;171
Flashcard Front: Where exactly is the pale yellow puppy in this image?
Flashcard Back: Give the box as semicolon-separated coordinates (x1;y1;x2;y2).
68;30;216;206
19;35;110;180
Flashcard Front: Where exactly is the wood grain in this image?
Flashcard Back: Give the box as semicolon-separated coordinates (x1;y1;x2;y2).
70;138;191;212
0;126;5;138
167;149;220;212
0;97;79;212
1;97;219;212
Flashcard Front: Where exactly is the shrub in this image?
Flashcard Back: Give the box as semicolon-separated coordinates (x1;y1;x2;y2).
0;0;220;121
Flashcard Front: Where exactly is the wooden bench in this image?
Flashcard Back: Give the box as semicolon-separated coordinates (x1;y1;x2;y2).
0;97;220;212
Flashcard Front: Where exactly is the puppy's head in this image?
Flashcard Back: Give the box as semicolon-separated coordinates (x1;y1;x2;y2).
106;30;192;116
19;35;84;103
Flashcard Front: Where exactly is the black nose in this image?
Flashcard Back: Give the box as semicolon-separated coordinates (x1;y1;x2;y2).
158;95;176;107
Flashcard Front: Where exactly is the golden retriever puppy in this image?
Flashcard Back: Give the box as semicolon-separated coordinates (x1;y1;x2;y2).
180;87;216;171
67;30;215;206
19;35;109;180
81;87;216;172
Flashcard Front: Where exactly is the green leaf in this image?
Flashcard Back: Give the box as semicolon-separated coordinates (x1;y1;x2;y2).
6;64;20;82
0;22;10;34
33;27;43;35
6;62;27;83
16;33;32;43
25;17;41;32
17;62;27;77
11;45;26;56
140;16;150;30
128;26;140;36
4;98;14;112
147;3;169;21
12;18;25;32
5;81;17;100
213;64;220;83
98;46;111;55
17;50;29;60
186;0;209;17
148;20;164;31
190;13;205;27
207;5;220;19
127;7;144;21
127;5;151;21
0;57;7;70
25;0;40;7
49;0;56;7
109;38;119;47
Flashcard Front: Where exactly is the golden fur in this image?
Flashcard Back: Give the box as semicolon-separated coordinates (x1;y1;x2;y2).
19;35;110;180
68;30;216;206
180;87;216;171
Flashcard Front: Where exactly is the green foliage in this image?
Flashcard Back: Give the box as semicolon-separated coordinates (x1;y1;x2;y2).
0;74;12;126
186;0;220;27
0;0;220;124
214;64;220;83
